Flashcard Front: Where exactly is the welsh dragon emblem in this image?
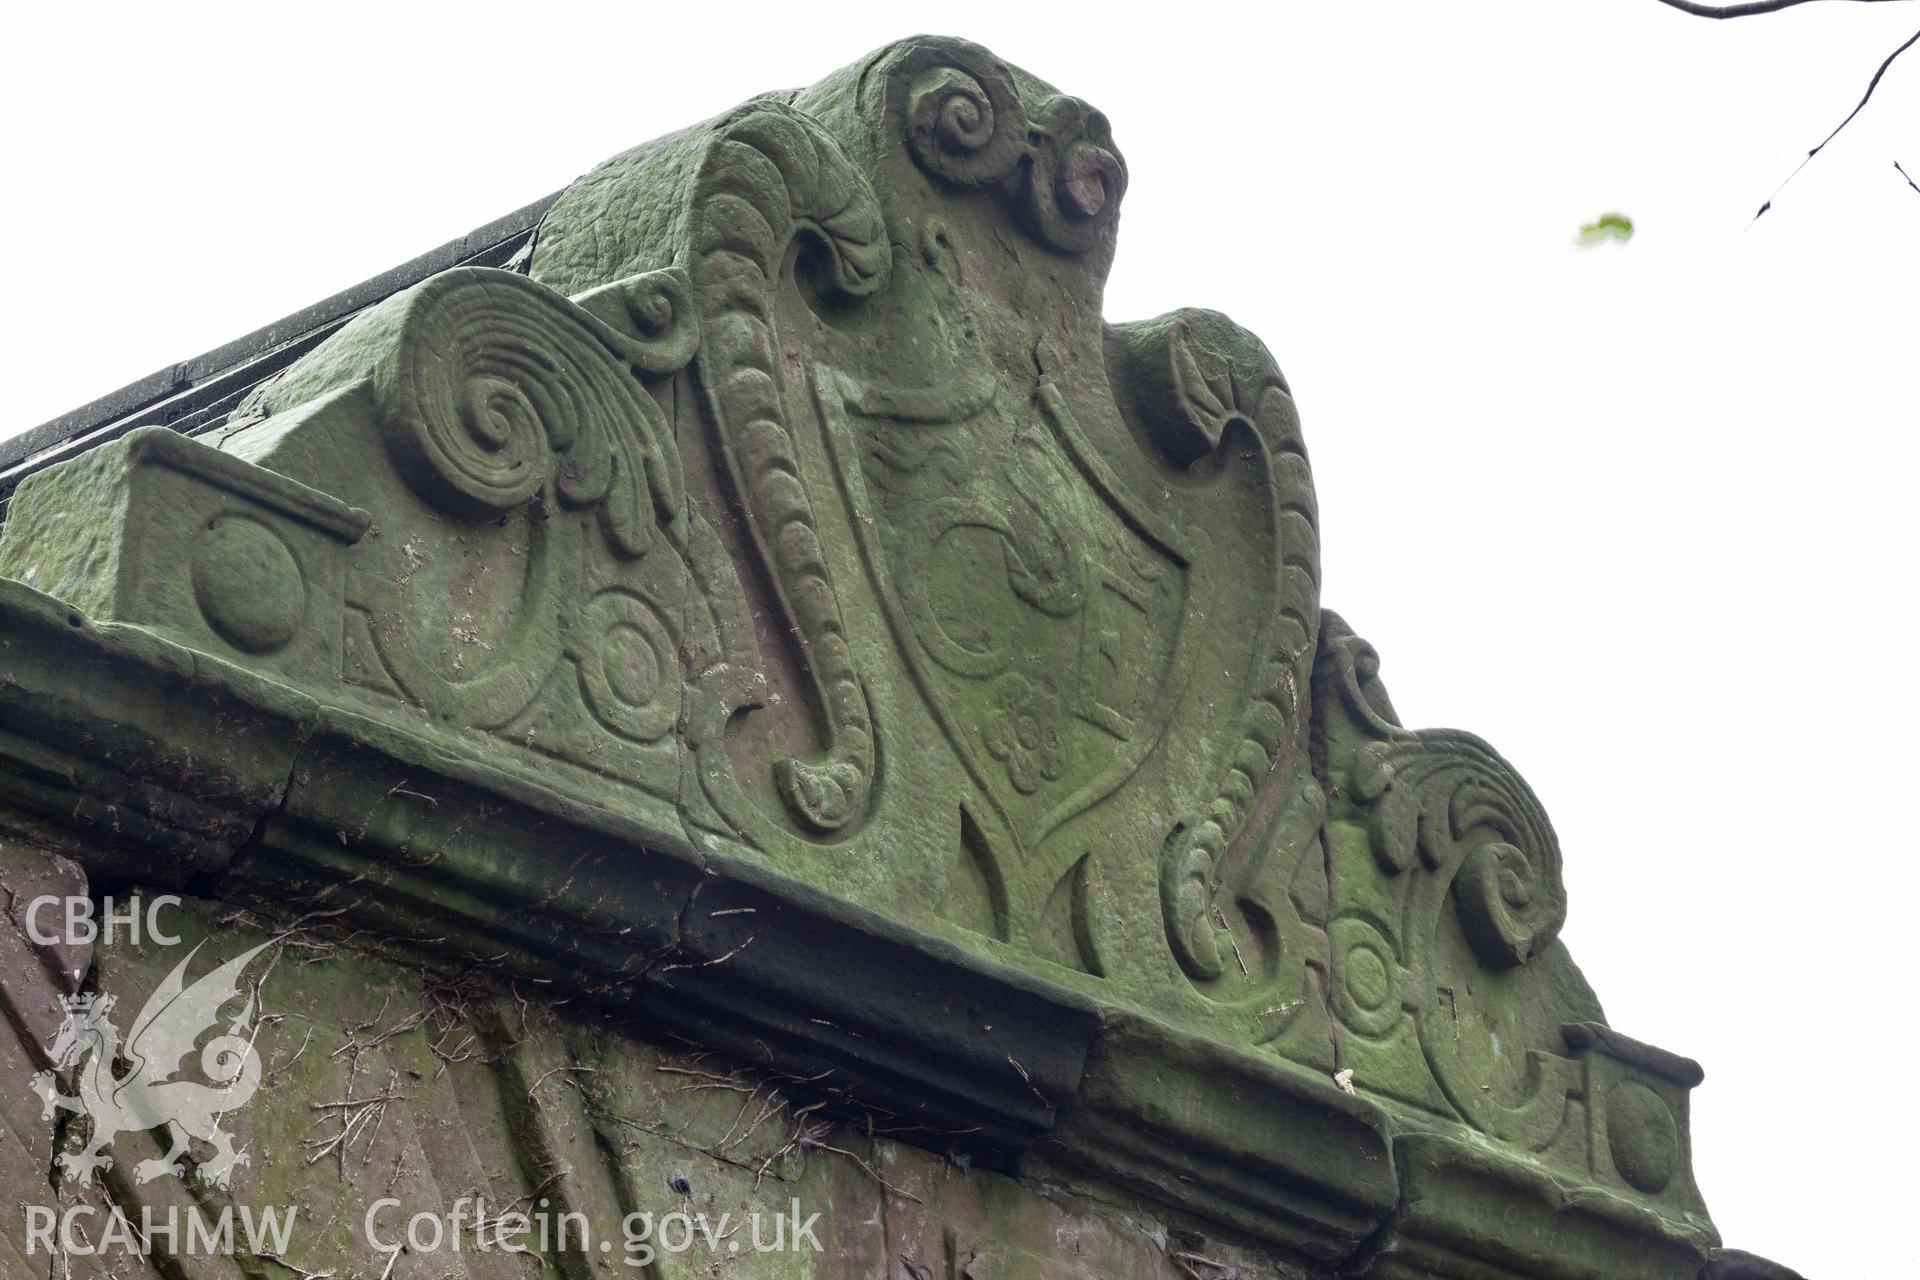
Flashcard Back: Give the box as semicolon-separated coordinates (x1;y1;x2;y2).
32;940;273;1189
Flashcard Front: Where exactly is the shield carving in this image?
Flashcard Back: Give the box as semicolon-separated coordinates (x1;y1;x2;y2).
818;368;1194;862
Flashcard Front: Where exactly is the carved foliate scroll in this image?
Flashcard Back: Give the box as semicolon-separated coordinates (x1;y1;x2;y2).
889;36;1128;252
1110;311;1321;989
195;264;743;830
684;103;889;833
1314;614;1581;1149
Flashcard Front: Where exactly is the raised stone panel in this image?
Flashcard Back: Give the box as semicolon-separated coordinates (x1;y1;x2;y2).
0;426;368;683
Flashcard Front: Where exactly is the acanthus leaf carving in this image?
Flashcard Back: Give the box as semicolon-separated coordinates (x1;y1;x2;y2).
684;102;890;835
1108;311;1322;991
1314;612;1580;1150
216;264;713;802
237;265;698;562
1318;619;1568;971
370;267;694;563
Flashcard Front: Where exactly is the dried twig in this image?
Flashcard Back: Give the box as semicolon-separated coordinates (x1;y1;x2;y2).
801;1136;924;1203
717;1090;783;1155
504;1166;569;1213
263;1026;314;1089
1211;906;1250;980
254;1251;336;1280
1007;1055;1049;1107
303;1073;406;1171
654;936;756;975
525;1065;596;1103
656;1064;757;1091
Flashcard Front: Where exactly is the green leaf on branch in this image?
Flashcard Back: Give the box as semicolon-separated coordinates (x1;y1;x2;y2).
1575;212;1635;247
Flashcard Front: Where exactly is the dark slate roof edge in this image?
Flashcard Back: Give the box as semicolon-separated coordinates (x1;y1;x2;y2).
0;191;561;479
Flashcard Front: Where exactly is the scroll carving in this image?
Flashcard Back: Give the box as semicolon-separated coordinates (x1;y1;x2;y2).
887;38;1127;254
1110;312;1322;988
1318;620;1567;968
1314;615;1579;1148
686;103;889;834
225;266;706;771
370;267;694;560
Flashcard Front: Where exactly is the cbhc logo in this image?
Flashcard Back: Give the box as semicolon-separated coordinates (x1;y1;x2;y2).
25;896;184;946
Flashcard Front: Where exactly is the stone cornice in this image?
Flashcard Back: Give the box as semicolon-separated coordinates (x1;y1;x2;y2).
0;573;1709;1276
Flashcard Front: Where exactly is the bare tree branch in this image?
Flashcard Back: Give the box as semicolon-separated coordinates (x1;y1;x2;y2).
1755;25;1920;216
1806;27;1920;155
1897;160;1920;194
1656;0;1911;17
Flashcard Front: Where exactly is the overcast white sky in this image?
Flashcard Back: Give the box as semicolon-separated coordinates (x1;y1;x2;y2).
4;1;1916;1273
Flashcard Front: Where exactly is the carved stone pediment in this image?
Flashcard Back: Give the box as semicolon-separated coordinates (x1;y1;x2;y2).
0;34;1733;1280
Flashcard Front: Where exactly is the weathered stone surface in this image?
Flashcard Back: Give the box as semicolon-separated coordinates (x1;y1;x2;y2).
1701;1250;1808;1280
0;840;96;1279
0;33;1796;1280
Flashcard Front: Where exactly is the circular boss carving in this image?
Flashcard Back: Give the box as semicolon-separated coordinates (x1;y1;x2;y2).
1606;1080;1679;1194
576;590;678;744
1330;915;1402;1038
191;515;305;654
